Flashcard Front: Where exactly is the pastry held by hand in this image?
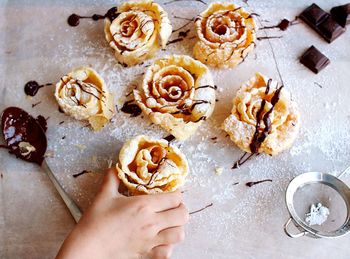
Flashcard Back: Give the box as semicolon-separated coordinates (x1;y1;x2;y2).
222;73;300;155
104;0;172;66
194;2;257;68
134;54;216;140
116;135;189;195
55;67;114;131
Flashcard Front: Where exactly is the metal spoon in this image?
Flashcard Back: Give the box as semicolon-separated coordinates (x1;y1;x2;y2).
42;160;82;222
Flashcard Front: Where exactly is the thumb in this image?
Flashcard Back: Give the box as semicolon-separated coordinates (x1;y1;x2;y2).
100;167;122;198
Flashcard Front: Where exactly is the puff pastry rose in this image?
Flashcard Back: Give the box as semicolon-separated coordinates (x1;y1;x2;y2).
104;0;172;66
222;73;300;155
55;67;114;131
134;55;216;140
194;2;257;69
116;135;189;195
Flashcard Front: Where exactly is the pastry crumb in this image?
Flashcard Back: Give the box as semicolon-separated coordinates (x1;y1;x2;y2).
75;144;87;152
215;167;224;176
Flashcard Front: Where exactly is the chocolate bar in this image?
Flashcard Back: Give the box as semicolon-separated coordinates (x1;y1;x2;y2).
300;45;330;74
318;16;346;43
299;3;345;43
331;4;350;27
300;3;329;26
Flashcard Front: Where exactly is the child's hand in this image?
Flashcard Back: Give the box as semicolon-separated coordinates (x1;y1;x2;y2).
56;168;189;259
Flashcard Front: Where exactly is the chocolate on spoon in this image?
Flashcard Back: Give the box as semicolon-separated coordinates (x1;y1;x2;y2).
1;107;47;165
1;106;82;222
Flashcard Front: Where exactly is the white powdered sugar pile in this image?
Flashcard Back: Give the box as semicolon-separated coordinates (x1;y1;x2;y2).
305;203;330;226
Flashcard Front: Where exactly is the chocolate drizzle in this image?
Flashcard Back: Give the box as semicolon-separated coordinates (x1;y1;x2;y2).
257;36;283;41
73;170;90;178
24;81;53;97
60;78;105;108
104;7;120;22
67;7;119;27
121;100;142;117
164;134;176;142
246;179;272;187
135;156;168;190
196;85;217;90
166;38;184;45
32;101;42;108
178;29;191;38
260;18;298;31
173;20;194;33
250;82;284;154
189;203;213;215
232;152;258;169
1;107;47;165
173;16;194;21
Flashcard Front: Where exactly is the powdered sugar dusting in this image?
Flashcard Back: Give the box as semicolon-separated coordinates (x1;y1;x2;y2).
1;0;350;258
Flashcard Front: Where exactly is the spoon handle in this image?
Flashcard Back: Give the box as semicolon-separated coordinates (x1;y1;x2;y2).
42;160;82;223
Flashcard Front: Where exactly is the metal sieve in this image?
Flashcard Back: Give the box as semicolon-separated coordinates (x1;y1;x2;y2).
284;166;350;238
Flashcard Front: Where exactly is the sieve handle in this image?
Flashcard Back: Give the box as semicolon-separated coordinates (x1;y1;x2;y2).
284;218;307;238
337;165;350;179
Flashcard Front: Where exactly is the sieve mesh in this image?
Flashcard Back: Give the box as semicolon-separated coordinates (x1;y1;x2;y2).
293;182;348;233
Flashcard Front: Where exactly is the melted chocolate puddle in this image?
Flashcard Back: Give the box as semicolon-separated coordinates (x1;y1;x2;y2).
246;179;272;187
67;7;119;27
24;81;53;97
1;107;47;165
121;100;142;117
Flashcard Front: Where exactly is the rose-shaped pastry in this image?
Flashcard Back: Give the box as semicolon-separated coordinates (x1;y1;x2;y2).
193;2;257;69
55;67;114;131
104;0;172;66
222;73;300;155
116;135;189;194
134;55;216;140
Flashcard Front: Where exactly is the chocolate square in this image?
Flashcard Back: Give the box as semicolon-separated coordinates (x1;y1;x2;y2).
318;16;346;43
299;3;329;26
300;46;330;74
331;4;350;27
299;3;346;43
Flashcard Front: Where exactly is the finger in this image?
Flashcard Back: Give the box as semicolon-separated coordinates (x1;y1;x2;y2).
158;203;189;229
148;245;173;259
99;168;121;198
157;226;185;246
143;190;182;212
